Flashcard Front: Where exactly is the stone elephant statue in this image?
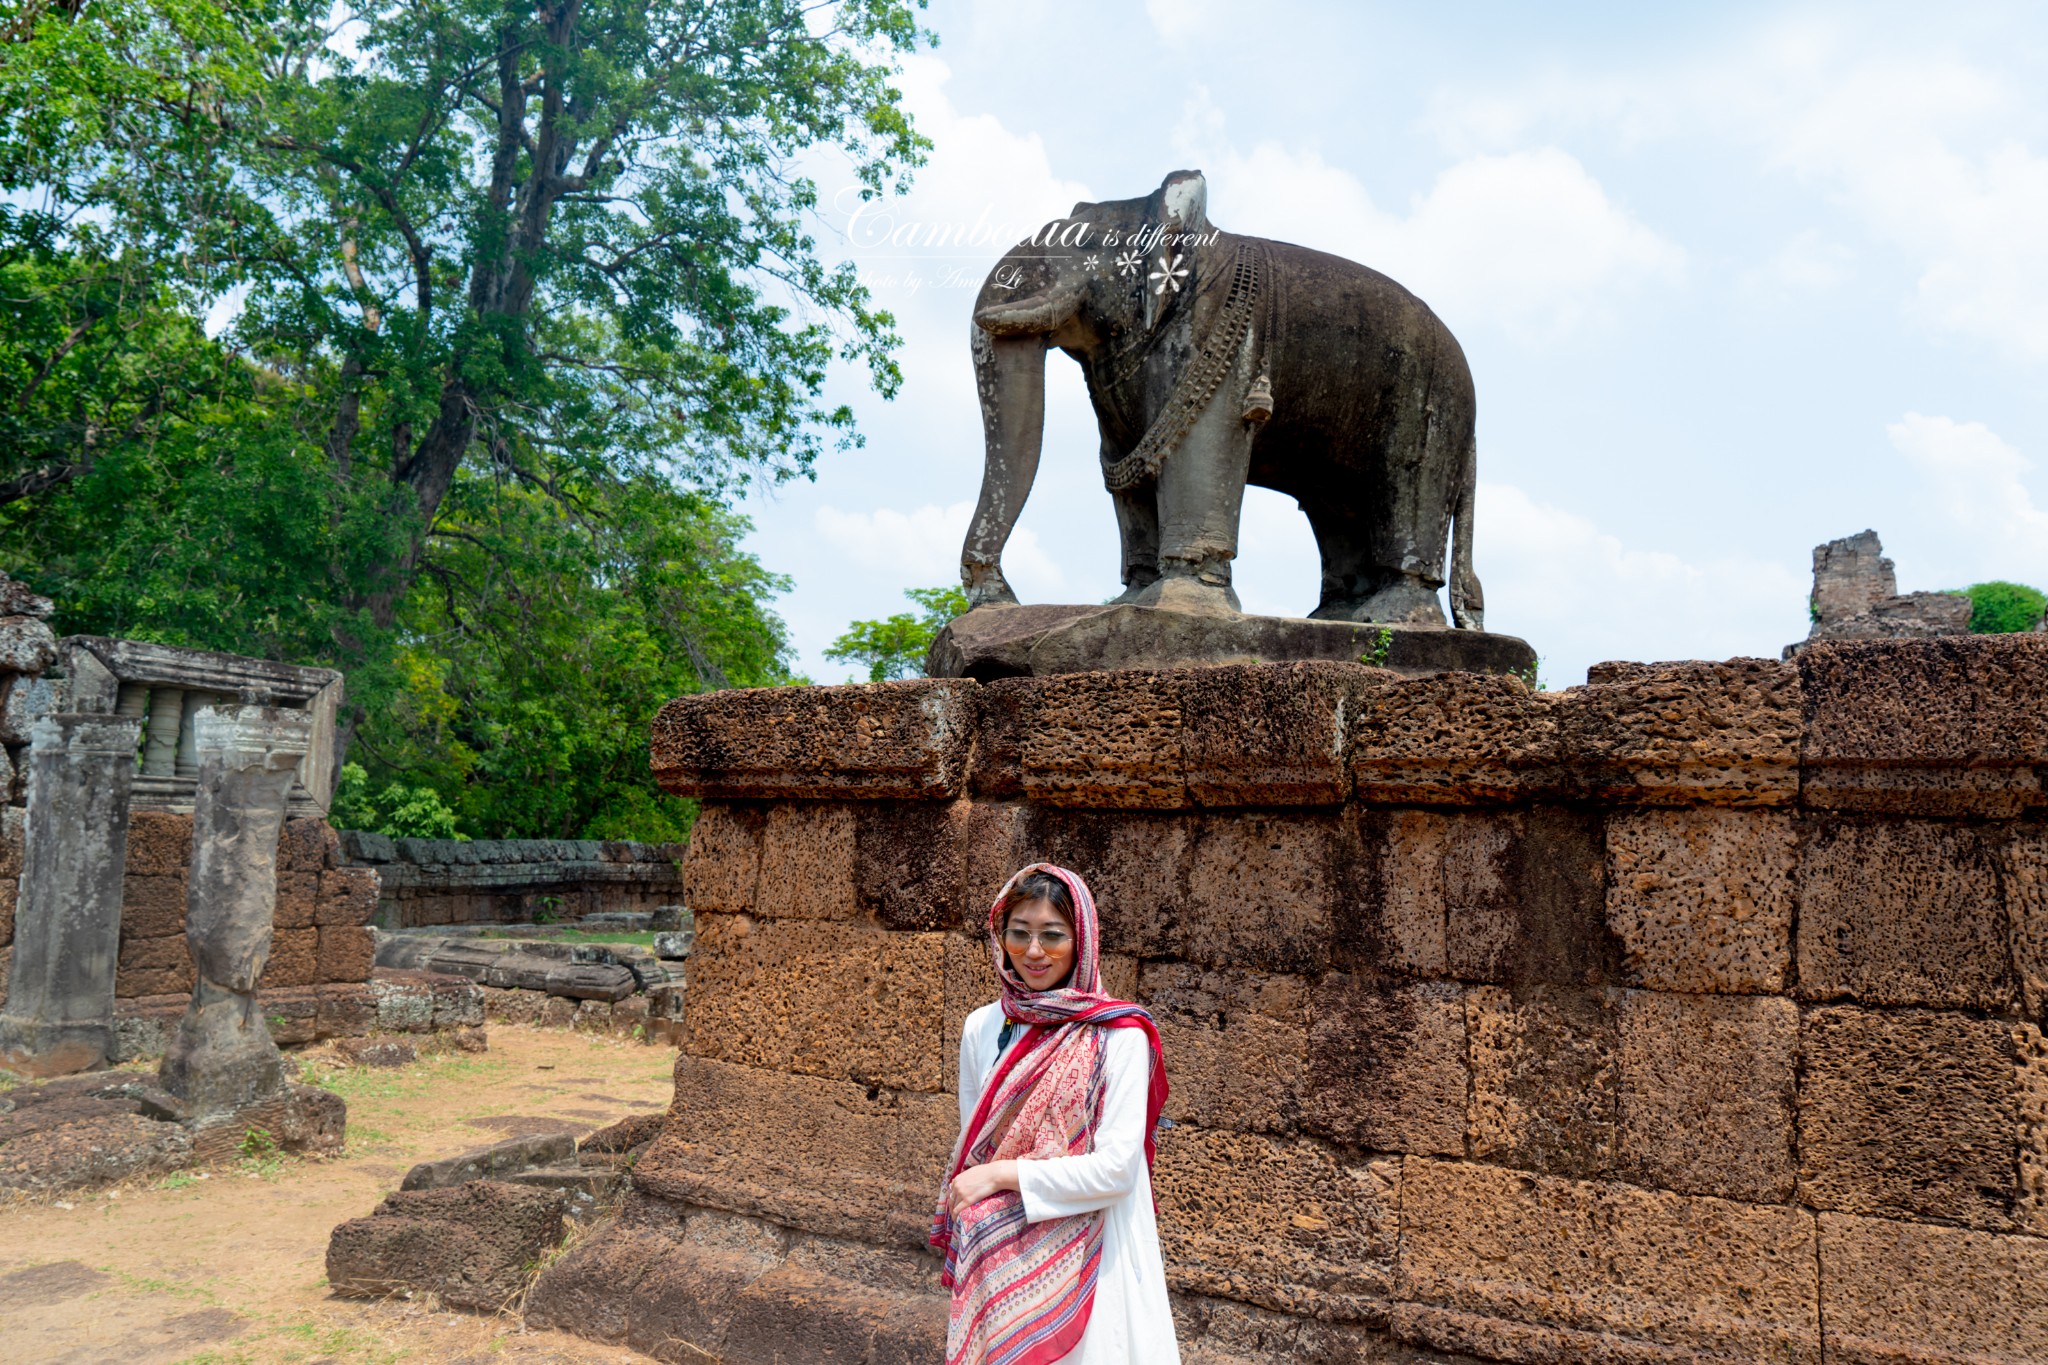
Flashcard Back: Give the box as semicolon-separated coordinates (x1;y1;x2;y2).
962;169;1483;628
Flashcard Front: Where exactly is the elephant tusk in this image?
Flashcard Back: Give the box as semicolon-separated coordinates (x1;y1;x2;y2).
973;285;1085;336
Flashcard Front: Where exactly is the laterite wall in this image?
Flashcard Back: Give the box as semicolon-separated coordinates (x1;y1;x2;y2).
529;635;2048;1365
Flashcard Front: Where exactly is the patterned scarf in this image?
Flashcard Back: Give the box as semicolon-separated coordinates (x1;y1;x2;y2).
930;863;1169;1365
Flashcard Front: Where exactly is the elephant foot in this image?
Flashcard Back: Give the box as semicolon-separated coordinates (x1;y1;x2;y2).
963;561;1021;608
1314;578;1447;628
1127;560;1242;618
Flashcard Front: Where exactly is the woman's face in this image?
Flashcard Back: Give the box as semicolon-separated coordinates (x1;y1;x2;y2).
1001;896;1076;991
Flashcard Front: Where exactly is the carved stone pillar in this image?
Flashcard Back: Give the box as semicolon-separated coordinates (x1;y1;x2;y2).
0;713;145;1076
158;704;312;1113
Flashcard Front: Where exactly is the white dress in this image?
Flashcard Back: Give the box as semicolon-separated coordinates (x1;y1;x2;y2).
957;1000;1183;1365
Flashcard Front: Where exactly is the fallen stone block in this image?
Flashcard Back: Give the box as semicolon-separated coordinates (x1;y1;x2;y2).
326;1179;568;1310
652;931;694;961
0;1109;194;1193
580;1111;665;1156
336;1037;416;1069
401;1131;576;1191
184;1084;347;1164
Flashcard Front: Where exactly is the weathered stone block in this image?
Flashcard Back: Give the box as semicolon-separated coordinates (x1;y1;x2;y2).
481;984;544;1027
966;678;1032;798
316;925;375;983
0;807;20;879
0;615;56;674
278;817;339;872
2007;823;2048;1017
1335;809;1446;977
1465;985;1619;1179
272;871;318;930
315;867;379;926
1180;663;1371;808
682;802;764;912
326;1179;567;1311
1617;991;1797;1203
1304;974;1466;1155
116;936;193;998
632;1055;957;1251
1156;1124;1398;1318
1395;1158;1819;1363
0;876;14;948
2018;1022;2048;1237
1796;816;2014;1009
1799;1004;2019;1229
1605;808;1795;993
1350;660;1800;808
260;928;319;989
686;915;944;1093
1141;963;1308;1134
755;803;859;920
1019;807;1189;957
1178;813;1337;973
1020;670;1189;808
957;800;1028;927
118;873;189;941
1818;1212;2048;1365
123;811;192;877
1800;634;2048;816
650;679;976;800
854;801;966;931
313;983;375;1039
1443;806;1616;987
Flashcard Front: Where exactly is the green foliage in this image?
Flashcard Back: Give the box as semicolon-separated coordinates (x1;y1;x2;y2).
1956;581;2048;634
0;0;933;839
825;585;969;682
1358;627;1394;668
330;763;464;840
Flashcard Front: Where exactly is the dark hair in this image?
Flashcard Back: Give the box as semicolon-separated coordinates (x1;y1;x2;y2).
996;870;1075;931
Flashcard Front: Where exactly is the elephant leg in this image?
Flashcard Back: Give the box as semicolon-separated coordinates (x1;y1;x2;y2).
1107;472;1162;603
1306;502;1446;626
1128;377;1254;616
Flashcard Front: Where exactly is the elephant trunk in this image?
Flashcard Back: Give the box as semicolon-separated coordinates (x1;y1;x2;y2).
972;280;1086;337
959;329;1050;607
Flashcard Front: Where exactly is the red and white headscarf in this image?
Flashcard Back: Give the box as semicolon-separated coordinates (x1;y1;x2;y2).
930;863;1168;1365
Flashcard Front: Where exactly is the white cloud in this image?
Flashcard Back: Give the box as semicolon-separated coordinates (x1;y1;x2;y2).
1144;0;1229;44
1422;24;2048;359
1759;229;1856;293
1886;413;2048;576
1176;97;1685;342
812;500;1065;593
1476;482;1808;684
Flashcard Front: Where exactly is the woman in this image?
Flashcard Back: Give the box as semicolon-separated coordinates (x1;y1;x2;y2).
931;863;1179;1365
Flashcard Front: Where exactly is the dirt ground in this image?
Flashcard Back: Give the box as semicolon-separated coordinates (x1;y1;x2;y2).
0;1027;677;1365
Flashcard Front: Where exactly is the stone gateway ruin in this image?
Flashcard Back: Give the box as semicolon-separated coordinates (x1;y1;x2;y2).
524;633;2048;1364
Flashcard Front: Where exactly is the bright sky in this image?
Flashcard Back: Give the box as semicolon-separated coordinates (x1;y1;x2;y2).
744;0;2048;687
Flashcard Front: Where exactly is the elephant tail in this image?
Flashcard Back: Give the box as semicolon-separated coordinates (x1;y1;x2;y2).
1448;433;1485;631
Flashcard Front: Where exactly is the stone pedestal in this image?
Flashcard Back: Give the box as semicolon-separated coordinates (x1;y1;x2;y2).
0;714;145;1076
159;705;313;1114
925;602;1537;681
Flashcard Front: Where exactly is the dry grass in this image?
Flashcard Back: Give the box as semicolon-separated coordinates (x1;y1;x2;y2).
0;1027;674;1364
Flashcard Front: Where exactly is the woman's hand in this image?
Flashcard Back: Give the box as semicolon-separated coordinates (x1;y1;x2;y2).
947;1159;1021;1215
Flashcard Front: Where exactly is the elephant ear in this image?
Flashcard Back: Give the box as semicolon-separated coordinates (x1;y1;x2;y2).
1159;170;1209;235
1143;170;1210;331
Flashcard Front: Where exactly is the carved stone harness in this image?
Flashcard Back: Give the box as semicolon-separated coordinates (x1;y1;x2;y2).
1100;241;1268;493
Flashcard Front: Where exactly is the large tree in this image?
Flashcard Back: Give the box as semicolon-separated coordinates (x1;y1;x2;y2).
0;0;930;833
